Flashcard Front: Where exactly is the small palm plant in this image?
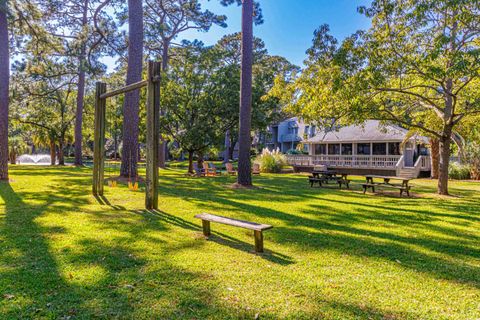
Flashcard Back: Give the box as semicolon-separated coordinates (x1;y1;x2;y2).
8;135;28;165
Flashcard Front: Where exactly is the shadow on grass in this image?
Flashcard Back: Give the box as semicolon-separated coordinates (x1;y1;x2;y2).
137;209;295;265
159;172;480;289
0;171;248;319
2;166;480;318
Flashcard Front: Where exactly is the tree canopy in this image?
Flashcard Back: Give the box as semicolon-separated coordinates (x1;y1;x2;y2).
272;0;480;194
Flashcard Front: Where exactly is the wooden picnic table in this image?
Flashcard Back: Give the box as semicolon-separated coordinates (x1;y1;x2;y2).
363;175;413;196
312;170;346;178
309;170;350;189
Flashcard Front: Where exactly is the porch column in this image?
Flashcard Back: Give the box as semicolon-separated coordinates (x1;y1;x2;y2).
370;142;373;168
353;143;357;167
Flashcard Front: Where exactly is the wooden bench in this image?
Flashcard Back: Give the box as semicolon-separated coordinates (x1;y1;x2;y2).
309;176;350;189
308;176;327;187
362;183;411;196
337;178;351;189
194;213;273;253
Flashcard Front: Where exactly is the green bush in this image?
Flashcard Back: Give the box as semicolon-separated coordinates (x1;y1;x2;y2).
448;162;471;180
254;149;287;173
286;149;307;155
464;141;480;180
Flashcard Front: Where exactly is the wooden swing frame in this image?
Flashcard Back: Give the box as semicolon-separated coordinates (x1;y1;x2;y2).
92;61;161;210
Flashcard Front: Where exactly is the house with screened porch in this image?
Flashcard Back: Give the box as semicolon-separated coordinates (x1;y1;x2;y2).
286;120;432;178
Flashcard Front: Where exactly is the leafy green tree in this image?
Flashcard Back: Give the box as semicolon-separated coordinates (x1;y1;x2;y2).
43;0;112;165
274;1;480;195
144;0;228;167
8;133;27;164
1;0;47;179
11;56;77;165
213;33;265;160
161;42;229;173
214;33;298;161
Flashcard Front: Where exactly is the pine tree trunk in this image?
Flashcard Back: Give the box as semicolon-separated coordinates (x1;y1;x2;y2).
120;0;143;178
73;0;88;166
158;43;169;168
438;127;452;195
236;0;254;186
430;138;439;179
0;8;9;180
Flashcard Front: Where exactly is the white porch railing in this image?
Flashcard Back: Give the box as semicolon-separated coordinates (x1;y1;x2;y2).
286;155;402;169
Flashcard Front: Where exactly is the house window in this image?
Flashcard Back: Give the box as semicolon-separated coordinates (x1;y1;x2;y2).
314;144;326;155
328;144;341;155
341;143;353;155
372;143;387;155
357;143;371;155
388;142;401;155
303;126;309;139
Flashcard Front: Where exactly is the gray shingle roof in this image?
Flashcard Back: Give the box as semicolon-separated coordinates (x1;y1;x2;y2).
305;120;410;143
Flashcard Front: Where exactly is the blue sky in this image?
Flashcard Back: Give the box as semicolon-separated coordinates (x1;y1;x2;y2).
184;0;372;66
104;0;372;71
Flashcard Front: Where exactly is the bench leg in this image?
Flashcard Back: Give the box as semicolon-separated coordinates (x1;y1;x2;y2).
400;189;403;197
363;186;367;194
406;188;410;197
202;220;211;237
254;230;264;253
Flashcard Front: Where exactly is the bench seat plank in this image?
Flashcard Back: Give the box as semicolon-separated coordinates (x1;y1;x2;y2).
362;183;409;190
195;213;273;231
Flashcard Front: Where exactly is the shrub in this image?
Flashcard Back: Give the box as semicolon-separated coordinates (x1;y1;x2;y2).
206;146;220;161
464;141;480;180
287;149;308;155
254;148;287;173
448;162;471;180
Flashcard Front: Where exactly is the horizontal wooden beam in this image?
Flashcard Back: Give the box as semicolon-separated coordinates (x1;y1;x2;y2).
100;80;148;99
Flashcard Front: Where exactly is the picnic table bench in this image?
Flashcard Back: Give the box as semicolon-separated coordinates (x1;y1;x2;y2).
362;175;412;197
309;171;350;189
194;213;273;253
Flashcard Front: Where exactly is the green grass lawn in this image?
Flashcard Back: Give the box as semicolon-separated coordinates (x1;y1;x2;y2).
1;165;480;319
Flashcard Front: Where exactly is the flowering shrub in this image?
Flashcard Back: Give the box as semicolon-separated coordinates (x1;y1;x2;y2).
254;148;287;173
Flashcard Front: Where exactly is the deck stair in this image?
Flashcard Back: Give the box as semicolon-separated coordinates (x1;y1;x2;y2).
397;167;418;179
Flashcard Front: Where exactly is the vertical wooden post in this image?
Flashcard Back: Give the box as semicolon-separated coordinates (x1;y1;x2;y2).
202;220;211;237
93;82;107;196
254;230;264;253
145;61;161;209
